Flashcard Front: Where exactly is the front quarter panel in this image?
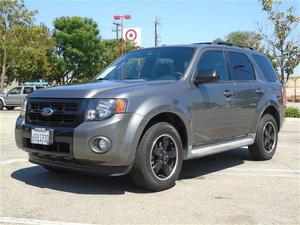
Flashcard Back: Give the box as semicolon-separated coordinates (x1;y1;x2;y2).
123;81;193;162
0;96;6;105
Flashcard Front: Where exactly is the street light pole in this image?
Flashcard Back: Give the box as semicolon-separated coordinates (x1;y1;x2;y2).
113;15;131;55
121;17;124;55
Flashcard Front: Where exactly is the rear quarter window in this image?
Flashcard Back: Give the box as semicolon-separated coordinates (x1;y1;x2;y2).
252;54;278;82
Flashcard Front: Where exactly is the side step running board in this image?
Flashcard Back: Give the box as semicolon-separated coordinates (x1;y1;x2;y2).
186;135;255;160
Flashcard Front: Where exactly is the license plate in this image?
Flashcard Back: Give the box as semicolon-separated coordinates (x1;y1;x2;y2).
31;128;53;145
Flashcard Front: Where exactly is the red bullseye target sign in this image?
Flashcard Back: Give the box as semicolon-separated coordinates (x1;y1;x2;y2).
123;27;141;46
125;29;137;41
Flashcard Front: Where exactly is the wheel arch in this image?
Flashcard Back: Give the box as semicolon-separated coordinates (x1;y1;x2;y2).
260;104;281;131
129;108;192;163
0;97;5;105
139;112;189;150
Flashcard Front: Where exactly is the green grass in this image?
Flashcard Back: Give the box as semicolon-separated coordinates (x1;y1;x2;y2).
285;106;300;118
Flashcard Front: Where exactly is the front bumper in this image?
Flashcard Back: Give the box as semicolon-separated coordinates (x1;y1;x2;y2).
15;113;144;176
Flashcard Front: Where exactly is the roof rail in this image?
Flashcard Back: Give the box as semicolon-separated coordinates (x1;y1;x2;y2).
195;41;254;50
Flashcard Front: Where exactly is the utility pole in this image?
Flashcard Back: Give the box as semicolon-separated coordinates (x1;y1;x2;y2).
154;17;161;47
113;21;121;39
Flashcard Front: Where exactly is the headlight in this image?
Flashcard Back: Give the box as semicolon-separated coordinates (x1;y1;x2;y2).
85;99;127;121
20;99;28;117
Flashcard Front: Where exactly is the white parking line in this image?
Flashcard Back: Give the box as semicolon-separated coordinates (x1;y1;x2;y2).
214;167;300;178
227;168;300;173
215;172;300;178
0;158;28;165
0;216;94;225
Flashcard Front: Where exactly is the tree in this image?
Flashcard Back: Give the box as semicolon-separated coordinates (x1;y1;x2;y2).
213;38;224;42
259;0;300;83
53;16;102;84
0;0;37;91
12;25;56;83
225;31;263;51
99;39;137;70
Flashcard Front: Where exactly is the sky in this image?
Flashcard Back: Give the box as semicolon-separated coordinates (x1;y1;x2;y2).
24;0;300;74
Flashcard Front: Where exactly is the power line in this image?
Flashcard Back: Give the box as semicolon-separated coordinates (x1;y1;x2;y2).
154;17;162;47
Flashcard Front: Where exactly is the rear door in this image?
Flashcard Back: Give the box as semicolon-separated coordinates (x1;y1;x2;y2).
227;51;263;136
190;50;237;144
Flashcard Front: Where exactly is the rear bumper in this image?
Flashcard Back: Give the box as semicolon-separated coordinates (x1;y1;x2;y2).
15;112;144;175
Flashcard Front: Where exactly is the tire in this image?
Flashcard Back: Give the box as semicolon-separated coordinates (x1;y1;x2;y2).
248;114;278;160
5;106;15;110
0;100;4;110
130;122;183;192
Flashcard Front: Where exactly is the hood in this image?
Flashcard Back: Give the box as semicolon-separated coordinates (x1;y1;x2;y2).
29;80;175;99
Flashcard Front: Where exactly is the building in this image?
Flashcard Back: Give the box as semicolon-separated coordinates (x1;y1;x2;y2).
286;76;300;102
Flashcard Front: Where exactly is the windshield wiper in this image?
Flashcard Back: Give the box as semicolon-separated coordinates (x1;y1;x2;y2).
97;78;109;81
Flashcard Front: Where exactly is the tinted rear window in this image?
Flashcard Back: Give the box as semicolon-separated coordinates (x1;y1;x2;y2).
228;52;256;81
252;54;278;82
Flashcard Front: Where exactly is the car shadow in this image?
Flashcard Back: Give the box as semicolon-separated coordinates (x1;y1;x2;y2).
11;148;253;194
179;147;253;180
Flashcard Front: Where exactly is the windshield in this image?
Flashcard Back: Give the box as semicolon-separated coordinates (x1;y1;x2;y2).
96;47;195;81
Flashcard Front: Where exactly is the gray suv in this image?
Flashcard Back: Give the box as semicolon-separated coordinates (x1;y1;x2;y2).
0;86;43;110
15;42;284;191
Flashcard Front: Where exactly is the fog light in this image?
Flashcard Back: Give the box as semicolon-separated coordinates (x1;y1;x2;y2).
98;138;108;150
90;136;112;153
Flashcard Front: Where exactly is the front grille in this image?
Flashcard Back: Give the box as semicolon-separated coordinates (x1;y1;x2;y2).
23;138;70;153
26;99;84;127
30;102;78;111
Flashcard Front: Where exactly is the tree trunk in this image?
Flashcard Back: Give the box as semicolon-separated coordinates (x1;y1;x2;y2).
279;44;285;83
1;49;7;92
280;67;285;84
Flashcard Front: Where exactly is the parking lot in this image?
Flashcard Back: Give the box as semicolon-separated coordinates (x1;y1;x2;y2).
0;110;299;225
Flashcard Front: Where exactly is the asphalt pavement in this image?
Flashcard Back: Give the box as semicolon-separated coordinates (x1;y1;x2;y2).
0;111;299;225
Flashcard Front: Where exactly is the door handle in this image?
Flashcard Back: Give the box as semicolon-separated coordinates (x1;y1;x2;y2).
223;90;233;97
255;88;264;95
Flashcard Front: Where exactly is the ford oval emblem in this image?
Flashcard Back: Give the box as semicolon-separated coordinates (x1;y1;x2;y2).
40;107;54;116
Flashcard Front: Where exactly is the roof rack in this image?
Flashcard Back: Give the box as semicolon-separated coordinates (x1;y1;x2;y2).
195;41;254;50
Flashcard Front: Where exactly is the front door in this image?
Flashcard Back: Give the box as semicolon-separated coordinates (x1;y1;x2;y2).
190;50;237;145
6;87;22;105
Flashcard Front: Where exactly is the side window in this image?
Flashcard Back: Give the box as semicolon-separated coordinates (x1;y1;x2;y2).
196;51;229;81
23;87;34;94
252;54;278;82
8;87;22;95
228;52;255;81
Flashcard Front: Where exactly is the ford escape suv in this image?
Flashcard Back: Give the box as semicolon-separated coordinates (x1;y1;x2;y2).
15;42;284;191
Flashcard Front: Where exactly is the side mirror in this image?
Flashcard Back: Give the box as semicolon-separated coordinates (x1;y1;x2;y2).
194;69;219;85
